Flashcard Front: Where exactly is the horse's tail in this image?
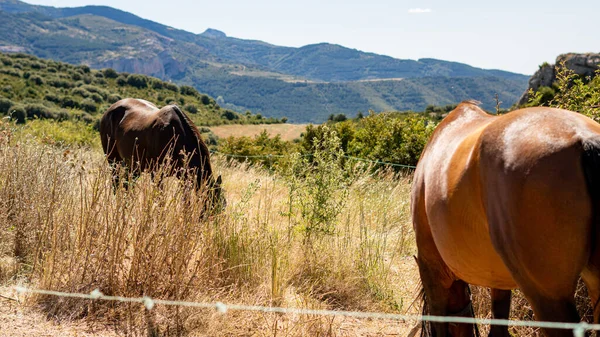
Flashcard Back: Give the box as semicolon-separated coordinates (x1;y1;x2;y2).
583;139;600;244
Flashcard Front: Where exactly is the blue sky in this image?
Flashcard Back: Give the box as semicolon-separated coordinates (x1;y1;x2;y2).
25;0;600;75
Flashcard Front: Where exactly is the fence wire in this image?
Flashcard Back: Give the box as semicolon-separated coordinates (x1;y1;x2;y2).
9;286;598;336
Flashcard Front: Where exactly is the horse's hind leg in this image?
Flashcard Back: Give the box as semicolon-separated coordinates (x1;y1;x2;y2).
581;247;600;323
489;289;511;337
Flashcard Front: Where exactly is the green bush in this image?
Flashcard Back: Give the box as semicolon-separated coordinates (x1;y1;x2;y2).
29;75;45;85
107;94;121;104
44;93;60;103
81;85;108;99
10;105;26;124
126;74;148;88
60;96;79;109
184;104;198;114
71;87;90;98
0;68;22;77
180;85;199;96
24;103;56;119
528;63;600;121
71;72;82;81
200;94;211;105
0;97;12;113
90;93;104;103
48;78;73;88
116;76;127;86
102;68;119;79
78;65;91;73
164;82;178;92
221;110;239;120
80;99;97;113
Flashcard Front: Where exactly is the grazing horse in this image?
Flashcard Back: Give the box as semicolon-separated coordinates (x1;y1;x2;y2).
100;98;224;211
412;101;600;337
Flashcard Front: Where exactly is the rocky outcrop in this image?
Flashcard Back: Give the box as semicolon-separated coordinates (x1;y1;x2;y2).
94;51;186;79
518;53;600;106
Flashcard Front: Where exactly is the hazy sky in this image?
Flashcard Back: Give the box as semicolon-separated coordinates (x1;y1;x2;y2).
25;0;600;75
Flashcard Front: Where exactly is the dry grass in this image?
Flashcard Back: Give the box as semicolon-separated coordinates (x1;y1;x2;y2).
0;121;418;336
210;124;308;141
1;119;597;336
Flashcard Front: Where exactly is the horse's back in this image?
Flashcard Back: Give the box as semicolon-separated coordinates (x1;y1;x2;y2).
100;98;179;166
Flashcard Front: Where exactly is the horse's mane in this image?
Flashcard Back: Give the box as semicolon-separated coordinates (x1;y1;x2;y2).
170;104;213;178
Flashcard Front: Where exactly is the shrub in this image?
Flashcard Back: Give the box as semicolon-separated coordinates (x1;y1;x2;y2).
116;76;127;86
126;74;148;88
78;65;91;73
107;94;121;104
0;97;13;113
151;80;163;89
60;96;79;109
180;85;199;96
48;78;73;89
29;75;45;85
30;62;45;70
164;82;178;92
200;94;211;105
102;68;119;78
44;93;61;103
71;87;90;98
184;104;198;114
71;72;82;81
24;103;56;119
0;68;22;77
10;105;26;123
81;85;109;99
221;110;239;120
80;99;97;113
93;78;107;85
90;93;104;103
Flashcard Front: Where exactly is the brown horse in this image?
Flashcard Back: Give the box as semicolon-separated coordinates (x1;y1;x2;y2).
412;101;600;336
100;98;224;210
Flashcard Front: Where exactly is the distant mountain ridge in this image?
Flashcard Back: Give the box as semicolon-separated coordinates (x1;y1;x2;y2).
0;0;529;122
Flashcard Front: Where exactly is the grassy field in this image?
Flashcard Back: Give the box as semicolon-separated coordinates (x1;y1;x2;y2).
0;119;422;336
210;123;309;142
1;118;595;336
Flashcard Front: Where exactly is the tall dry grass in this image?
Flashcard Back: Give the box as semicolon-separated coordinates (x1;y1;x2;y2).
2;119;594;336
0;120;417;336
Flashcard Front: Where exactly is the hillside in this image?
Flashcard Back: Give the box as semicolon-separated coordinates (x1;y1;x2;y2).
0;52;277;126
0;0;529;122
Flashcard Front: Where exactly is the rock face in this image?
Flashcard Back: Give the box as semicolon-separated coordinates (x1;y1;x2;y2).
518;53;600;106
94;51;186;79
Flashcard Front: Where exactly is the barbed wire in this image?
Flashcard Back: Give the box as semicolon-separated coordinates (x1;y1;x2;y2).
9;286;596;336
210;150;417;169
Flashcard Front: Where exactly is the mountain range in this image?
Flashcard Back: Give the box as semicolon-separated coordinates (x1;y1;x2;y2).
0;0;529;122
